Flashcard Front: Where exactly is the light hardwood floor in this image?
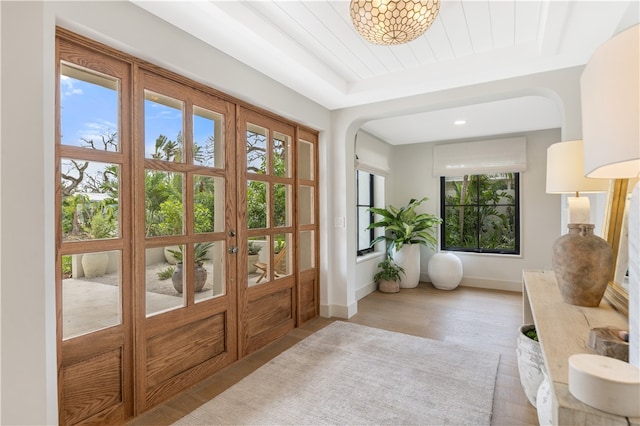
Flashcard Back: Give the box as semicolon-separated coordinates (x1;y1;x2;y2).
128;283;539;425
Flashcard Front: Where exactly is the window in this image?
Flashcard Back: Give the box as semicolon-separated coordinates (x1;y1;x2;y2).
441;173;520;254
356;170;374;255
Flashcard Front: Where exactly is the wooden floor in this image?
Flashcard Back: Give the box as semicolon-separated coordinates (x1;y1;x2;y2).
128;283;539;425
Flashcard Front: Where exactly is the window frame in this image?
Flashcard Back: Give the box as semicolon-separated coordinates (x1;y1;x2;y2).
356;169;375;256
440;173;520;255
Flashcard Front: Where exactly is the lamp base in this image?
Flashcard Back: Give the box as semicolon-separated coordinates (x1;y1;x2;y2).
552;223;613;307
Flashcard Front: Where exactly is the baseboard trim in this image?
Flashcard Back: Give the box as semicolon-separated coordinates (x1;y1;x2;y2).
356;282;376;301
320;301;358;319
458;276;521;292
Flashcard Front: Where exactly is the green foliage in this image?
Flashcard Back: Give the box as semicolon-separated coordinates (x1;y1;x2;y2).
247;180;267;229
443;174;516;251
157;199;183;236
61;255;72;278
525;329;538;342
373;258;405;283
167;242;214;265
368;197;442;256
157;266;175;280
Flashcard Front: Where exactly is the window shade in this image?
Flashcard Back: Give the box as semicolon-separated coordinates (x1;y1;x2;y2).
432;137;526;177
355;131;391;176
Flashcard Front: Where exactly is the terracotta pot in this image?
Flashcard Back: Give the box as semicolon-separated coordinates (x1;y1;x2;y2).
552;223;613;307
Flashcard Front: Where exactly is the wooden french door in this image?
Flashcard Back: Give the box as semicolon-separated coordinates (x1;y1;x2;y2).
56;29;318;424
132;69;238;412
237;107;297;356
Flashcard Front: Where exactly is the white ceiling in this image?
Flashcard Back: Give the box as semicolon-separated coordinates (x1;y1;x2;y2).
132;0;638;144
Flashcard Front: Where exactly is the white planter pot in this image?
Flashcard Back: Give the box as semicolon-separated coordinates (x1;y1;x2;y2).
516;324;545;407
393;244;420;288
81;252;109;279
428;252;463;290
536;370;553;426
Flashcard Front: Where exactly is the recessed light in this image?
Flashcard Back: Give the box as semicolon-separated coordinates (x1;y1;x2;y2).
453;120;466;126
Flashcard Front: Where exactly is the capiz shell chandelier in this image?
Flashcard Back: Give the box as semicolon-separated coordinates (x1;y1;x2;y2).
350;0;440;46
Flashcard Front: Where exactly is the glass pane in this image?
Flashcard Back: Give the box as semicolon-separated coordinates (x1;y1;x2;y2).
482;174;516;206
444;177;473;206
273;233;291;279
357;171;371;204
298;140;314;180
145;170;184;237
273;132;291;178
444;206;479;249
249;235;270;287
358;207;372;251
193;106;224;168
247;123;267;174
194;175;224;233
479;205;516;250
60;63;119;152
146;245;184;317
299;185;314;225
274;183;291;228
144;90;184;161
299;230;315;270
61;159;119;242
247;180;268;229
62;250;121;340
195;240;226;303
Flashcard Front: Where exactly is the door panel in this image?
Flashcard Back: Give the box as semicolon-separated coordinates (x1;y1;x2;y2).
134;69;238;413
238;107;296;356
56;37;133;425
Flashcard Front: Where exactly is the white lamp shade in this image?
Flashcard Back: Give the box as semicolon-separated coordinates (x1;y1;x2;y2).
581;24;640;179
546;140;609;193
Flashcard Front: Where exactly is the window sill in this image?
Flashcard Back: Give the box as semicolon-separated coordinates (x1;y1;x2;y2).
356;251;384;264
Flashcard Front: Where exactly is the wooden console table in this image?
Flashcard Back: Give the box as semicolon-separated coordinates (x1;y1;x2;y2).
522;269;638;426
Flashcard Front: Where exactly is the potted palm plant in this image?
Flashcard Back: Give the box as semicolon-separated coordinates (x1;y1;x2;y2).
368;197;441;288
373;258;405;293
168;242;213;293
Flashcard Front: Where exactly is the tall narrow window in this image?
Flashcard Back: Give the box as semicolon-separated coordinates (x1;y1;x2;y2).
441;173;520;254
356;170;375;255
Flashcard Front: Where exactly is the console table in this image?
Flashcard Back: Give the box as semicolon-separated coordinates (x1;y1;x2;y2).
522;269;638;426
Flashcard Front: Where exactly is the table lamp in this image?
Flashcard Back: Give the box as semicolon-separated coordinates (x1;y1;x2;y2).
576;23;640;418
581;23;639;368
546;140;609;225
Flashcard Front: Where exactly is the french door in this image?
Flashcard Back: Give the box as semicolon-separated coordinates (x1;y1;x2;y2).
55;29;318;424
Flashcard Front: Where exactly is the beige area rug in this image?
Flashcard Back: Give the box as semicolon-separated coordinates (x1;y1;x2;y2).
174;321;500;425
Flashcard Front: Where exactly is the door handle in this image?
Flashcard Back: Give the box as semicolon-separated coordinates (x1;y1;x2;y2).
228;246;239;254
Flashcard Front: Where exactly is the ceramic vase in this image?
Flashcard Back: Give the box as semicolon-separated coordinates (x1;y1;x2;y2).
428;252;463;290
393;244;420;288
172;263;208;293
552;223;613;307
516;324;545;406
81;252;109;279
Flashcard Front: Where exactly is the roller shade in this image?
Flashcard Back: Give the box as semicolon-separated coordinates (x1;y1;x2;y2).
355;131;391;175
432;137;527;177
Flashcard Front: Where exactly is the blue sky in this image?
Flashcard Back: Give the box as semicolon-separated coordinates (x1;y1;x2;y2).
60;73;214;161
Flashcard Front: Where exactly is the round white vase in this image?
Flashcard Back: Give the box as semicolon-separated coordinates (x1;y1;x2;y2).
393;244;420;288
427;252;463;290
